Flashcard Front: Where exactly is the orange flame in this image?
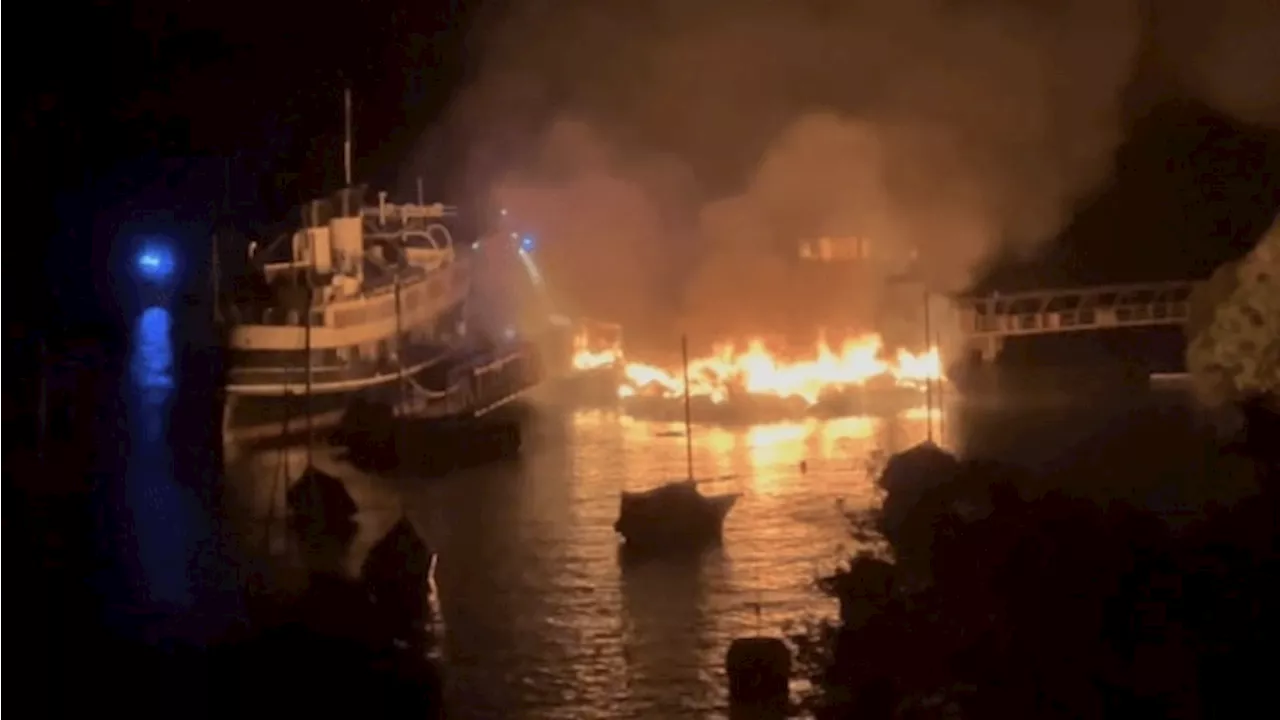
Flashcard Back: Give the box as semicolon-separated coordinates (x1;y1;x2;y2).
573;333;941;406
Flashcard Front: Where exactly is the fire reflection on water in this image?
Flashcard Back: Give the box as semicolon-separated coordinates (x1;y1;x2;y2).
225;407;941;719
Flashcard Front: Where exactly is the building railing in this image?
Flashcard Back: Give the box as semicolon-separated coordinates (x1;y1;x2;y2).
955;281;1201;338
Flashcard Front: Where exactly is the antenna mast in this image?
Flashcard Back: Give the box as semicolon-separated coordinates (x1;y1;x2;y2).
343;88;353;186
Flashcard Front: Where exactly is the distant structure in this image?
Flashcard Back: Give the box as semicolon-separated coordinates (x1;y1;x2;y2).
952;280;1200;366
793;234;886;336
796;235;874;264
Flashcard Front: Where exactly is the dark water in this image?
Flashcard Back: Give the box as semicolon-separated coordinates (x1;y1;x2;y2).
33;305;1256;719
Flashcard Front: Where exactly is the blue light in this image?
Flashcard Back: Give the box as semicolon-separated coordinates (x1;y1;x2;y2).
132;306;175;395
520;236;535;252
135;241;177;283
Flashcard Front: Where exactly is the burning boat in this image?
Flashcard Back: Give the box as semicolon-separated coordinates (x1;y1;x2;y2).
602;334;943;422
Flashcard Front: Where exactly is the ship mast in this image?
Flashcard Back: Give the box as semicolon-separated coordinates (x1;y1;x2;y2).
923;288;934;443
387;192;406;415
344;88;353;187
213;156;230;327
682;334;694;482
37;336;48;462
304;234;315;468
301;85;351;471
935;329;945;446
211;232;222;327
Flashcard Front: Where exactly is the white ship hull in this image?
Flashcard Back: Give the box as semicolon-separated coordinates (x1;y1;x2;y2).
224;189;473;417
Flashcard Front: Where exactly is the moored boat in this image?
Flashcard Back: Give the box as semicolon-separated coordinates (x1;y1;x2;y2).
223;187;472;444
615;479;741;555
614;336;742;555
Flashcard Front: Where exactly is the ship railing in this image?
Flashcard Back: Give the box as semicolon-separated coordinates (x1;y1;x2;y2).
227;305;326;329
400;375;471;417
401;247;454;273
228;344;450;389
361;202;457;223
228;265;462;330
227;361;393;389
393;342;540;418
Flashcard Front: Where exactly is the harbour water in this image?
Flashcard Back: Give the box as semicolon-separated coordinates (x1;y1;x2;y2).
225;410;931;719
31;304;1254;719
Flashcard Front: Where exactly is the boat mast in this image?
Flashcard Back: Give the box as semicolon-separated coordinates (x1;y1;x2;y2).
935;329;945;446
212;156;230;327
211;232;222;327
923;288;934;443
302;87;350;469
682;334;694;482
37;336;48;462
343;88;353;187
304;236;315;468
394;274;404;414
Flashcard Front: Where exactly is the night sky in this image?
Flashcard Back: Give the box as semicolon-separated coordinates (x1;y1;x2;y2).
13;0;1280;338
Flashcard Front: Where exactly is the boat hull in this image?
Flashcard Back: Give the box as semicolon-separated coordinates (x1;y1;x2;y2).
615;481;741;555
222;384;400;446
339;412;524;476
619;383;928;424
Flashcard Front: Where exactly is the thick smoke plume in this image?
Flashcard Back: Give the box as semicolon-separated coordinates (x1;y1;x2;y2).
413;0;1280;353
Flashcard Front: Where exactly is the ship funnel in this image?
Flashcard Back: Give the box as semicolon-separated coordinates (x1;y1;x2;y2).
300;198;333;229
332;185;368;219
329;185;366;278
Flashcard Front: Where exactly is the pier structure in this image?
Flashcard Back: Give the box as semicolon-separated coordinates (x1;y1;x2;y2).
952;281;1201;365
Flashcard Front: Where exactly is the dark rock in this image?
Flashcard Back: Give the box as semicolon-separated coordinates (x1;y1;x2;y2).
726;636;791;715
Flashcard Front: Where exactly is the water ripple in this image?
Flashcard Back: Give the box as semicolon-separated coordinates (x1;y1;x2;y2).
230;409;934;718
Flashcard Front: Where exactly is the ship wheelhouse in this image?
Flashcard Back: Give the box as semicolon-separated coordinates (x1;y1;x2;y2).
225;187;472;397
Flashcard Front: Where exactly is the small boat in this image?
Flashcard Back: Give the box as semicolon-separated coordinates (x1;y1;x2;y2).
286;465;358;542
614;335;740;554
361;517;437;637
333;343;528;475
615;479;740;554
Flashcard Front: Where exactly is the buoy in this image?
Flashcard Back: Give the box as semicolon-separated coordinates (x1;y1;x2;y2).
725;636;791;715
